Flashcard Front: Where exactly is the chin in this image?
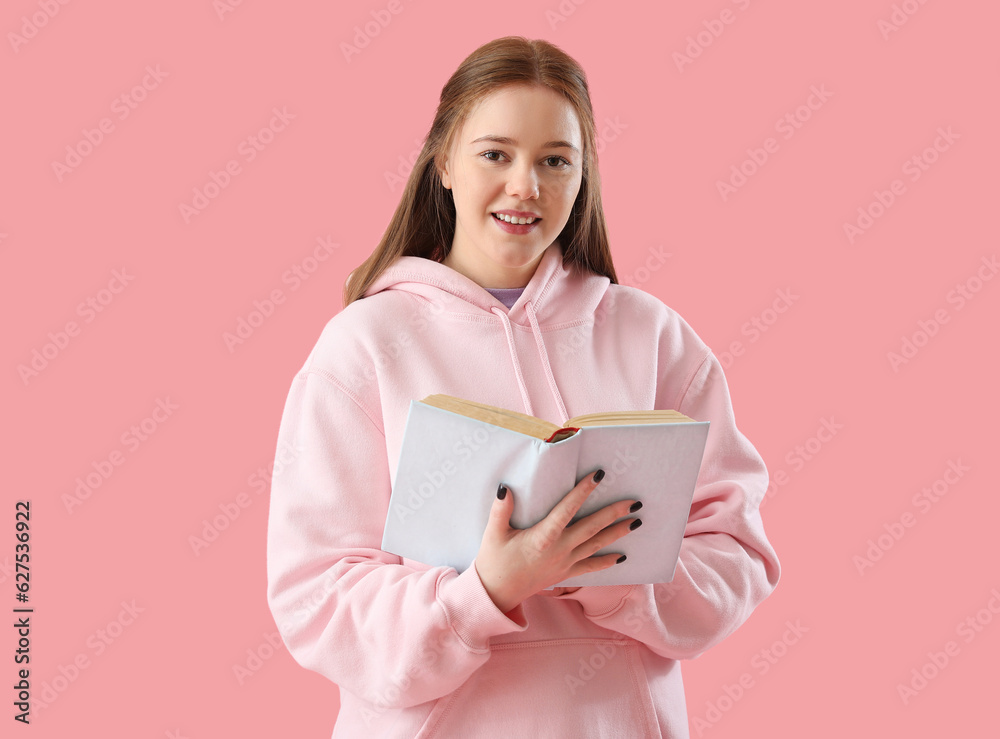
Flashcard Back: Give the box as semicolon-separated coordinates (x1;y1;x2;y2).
491;242;545;266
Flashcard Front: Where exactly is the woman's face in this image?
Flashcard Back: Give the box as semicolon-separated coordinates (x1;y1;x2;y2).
438;84;584;289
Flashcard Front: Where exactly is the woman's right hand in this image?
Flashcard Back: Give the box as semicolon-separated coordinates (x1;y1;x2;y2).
472;469;642;614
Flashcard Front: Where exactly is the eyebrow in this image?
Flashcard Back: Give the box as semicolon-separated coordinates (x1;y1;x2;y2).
469;135;580;153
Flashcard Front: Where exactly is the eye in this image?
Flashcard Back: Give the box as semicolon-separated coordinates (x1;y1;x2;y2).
479;150;572;168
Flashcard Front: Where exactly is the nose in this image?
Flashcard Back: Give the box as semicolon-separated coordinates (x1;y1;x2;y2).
505;160;539;200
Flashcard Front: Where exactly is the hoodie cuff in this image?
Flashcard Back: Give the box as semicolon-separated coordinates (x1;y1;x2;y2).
436;564;528;652
557;584;638;618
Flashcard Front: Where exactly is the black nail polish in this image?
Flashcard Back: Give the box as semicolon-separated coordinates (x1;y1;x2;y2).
592;469;605;483
616;554;627;564
629;519;643;531
497;483;507;500
629;501;643;513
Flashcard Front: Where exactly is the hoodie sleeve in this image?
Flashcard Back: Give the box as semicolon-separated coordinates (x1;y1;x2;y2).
266;369;529;709
553;349;780;660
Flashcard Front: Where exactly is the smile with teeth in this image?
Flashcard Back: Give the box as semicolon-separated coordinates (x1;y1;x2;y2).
492;212;539;225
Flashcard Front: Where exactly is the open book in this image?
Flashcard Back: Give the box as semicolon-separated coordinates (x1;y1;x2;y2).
381;394;710;587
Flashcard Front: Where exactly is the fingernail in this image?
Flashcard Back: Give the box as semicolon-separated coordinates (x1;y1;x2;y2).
616;554;627;564
592;469;605;483
496;483;507;500
629;501;643;513
629;519;643;531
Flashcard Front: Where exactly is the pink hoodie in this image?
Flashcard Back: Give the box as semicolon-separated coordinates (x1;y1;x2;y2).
265;241;780;738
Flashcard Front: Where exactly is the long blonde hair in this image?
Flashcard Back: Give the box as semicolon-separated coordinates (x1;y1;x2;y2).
343;36;618;307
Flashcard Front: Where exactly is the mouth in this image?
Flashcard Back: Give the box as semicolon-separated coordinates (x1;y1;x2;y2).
491;212;541;225
491;212;542;234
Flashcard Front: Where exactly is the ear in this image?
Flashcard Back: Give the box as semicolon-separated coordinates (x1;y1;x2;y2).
437;155;452;190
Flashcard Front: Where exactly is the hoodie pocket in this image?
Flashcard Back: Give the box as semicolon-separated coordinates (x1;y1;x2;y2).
415;637;663;739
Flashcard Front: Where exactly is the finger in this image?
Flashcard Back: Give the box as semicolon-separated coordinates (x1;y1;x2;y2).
565;551;627;580
546;469;605;531
565;498;641;546
569;517;639;562
485;483;514;540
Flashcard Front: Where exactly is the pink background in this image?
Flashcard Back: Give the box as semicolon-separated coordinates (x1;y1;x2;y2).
4;0;998;736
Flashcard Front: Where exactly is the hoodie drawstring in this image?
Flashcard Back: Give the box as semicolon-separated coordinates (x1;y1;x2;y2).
490;301;570;424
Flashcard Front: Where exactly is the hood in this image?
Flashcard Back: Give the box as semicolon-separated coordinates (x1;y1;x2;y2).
362;242;611;424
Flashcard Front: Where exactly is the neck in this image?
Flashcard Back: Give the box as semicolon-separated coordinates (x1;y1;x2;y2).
442;247;544;289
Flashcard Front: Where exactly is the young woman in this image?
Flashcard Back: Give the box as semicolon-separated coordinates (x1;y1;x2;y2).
266;36;780;738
